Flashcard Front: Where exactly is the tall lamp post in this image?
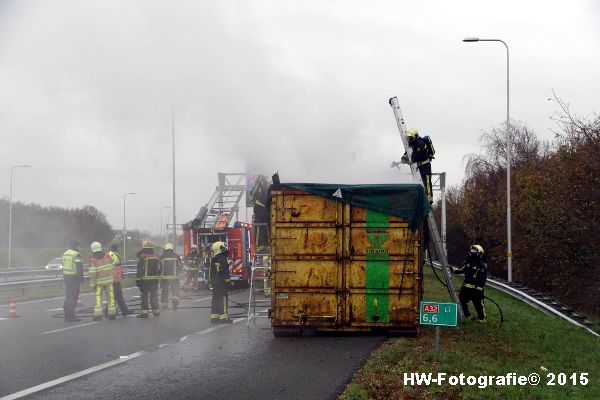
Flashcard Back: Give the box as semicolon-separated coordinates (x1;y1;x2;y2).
8;165;32;269
160;206;171;245
123;192;136;261
462;37;512;282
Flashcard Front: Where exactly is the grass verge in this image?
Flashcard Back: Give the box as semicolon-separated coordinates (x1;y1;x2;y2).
339;267;600;400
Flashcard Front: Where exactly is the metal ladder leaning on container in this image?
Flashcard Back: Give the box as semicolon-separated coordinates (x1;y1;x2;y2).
388;96;465;320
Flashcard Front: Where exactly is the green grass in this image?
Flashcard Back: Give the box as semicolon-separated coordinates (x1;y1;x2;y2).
339;268;600;400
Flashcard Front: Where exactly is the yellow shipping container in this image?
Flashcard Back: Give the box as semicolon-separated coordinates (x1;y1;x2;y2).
269;184;429;336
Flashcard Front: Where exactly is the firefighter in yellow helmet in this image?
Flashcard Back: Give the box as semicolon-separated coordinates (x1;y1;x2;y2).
89;242;117;321
452;244;487;322
405;127;435;204
160;243;183;310
136;239;161;318
210;241;232;323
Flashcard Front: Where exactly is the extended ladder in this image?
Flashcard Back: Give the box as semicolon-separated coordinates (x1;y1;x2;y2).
388;96;464;320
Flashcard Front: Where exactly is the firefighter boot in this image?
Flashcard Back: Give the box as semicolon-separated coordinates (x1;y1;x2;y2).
172;298;179;311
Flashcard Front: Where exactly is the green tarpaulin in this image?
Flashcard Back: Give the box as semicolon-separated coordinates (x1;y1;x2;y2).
282;183;431;232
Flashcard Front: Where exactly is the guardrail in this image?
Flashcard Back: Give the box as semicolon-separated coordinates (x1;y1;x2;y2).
0;270;138;296
428;261;599;337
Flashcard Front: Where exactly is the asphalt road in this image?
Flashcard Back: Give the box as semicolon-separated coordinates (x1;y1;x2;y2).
0;286;384;399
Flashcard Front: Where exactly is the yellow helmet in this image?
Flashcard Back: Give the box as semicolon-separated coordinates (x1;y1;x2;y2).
164;243;174;250
90;241;102;252
212;241;226;255
406;128;419;138
471;244;484;255
142;239;154;249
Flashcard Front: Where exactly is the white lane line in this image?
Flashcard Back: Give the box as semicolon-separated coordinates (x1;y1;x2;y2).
193;317;246;335
0;317;8;321
42;322;98;335
45;308;63;312
0;287;138;308
193;296;212;302
179;335;188;342
0;351;146;400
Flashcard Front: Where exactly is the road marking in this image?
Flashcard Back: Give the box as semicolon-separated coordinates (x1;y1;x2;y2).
179;335;188;342
0;317;8;321
193;296;212;302
193;317;246;335
0;351;146;400
42;322;98;335
45;308;63;312
0;287;138;308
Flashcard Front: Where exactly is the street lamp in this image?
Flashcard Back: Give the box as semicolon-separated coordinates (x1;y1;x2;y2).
160;206;171;245
123;192;136;261
462;36;512;282
8;165;32;268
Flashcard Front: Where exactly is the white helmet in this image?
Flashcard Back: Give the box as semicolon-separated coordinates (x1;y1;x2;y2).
212;241;227;255
90;242;102;252
406;127;419;138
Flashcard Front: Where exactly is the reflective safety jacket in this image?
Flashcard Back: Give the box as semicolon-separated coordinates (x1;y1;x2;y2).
186;250;201;271
160;250;183;279
409;136;434;166
453;255;487;290
63;249;83;281
89;252;115;287
210;252;231;286
109;250;123;283
137;250;161;281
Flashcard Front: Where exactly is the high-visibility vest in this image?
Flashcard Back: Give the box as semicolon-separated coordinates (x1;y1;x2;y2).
63;249;81;276
186;253;200;271
109;251;123;283
161;255;180;279
89;253;114;287
140;253;161;280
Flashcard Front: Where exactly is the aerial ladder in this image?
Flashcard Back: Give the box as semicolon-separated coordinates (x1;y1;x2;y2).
193;173;246;229
389;96;465;320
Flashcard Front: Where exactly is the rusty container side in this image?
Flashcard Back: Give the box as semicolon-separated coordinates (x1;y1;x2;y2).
270;189;423;334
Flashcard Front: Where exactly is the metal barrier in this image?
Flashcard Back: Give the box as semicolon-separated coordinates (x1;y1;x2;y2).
246;266;271;325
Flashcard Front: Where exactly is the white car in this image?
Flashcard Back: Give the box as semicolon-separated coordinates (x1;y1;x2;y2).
45;257;63;270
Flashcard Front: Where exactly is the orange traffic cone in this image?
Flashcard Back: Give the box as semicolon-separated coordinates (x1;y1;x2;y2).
76;295;83;307
8;297;18;318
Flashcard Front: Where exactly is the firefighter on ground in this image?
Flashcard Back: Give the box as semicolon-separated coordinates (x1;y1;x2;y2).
160;243;183;310
89;242;117;321
62;240;84;322
136;239;162;318
405;127;435;204
109;243;132;317
210;241;232;324
184;244;201;290
453;244;487;323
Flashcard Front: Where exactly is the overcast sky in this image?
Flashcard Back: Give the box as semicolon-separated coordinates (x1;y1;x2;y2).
1;0;598;234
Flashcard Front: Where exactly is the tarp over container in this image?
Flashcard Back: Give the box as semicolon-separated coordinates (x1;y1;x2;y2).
281;183;431;232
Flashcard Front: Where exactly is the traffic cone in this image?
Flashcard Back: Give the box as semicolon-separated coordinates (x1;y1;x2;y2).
8;297;18;318
76;294;83;307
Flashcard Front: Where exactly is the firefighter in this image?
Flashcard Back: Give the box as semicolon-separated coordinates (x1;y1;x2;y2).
109;243;132;317
136;239;162;318
62;240;84;322
453;244;487;323
185;244;201;290
210;241;232;323
160;243;183;310
89;242;117;321
405;128;434;204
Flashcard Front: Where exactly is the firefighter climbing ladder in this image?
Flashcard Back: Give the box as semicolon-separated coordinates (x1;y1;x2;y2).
388;96;464;320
